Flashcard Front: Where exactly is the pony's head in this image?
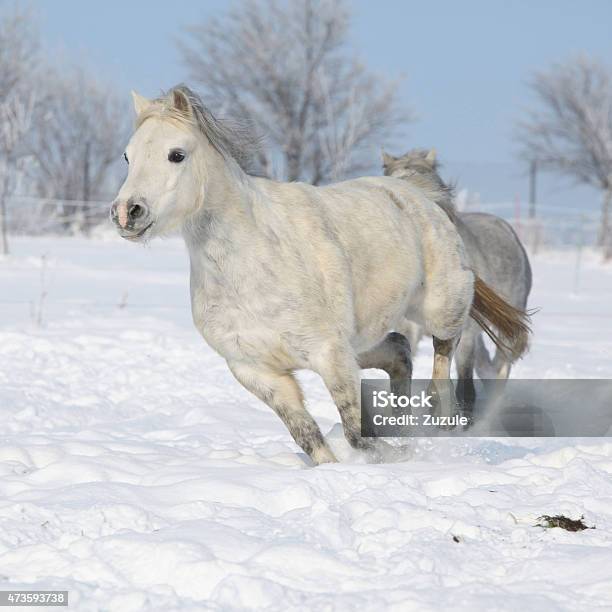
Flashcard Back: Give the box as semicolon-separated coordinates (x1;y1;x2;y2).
382;148;457;222
110;85;255;241
382;148;438;178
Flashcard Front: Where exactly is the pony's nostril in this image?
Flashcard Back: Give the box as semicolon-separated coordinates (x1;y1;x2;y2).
128;204;144;220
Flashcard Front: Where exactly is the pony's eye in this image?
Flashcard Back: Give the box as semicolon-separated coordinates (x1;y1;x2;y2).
168;150;185;163
123;152;129;164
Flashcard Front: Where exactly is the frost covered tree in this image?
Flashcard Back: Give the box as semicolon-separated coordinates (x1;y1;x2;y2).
0;7;38;103
179;0;412;184
0;7;130;237
30;68;131;233
517;56;612;259
0;7;38;253
0;93;36;254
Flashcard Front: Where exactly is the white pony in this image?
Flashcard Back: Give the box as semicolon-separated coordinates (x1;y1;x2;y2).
111;86;530;465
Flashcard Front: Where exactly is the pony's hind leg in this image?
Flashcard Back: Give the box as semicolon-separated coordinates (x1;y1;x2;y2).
358;332;412;399
493;349;512;380
475;335;512;380
475;335;512;409
227;361;337;465
420;262;473;424
454;330;477;415
428;336;459;422
474;334;495;379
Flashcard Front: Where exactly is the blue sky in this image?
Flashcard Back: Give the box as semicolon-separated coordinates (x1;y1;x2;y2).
33;0;612;209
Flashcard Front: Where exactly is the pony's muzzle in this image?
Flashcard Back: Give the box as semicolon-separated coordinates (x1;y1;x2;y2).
110;198;151;233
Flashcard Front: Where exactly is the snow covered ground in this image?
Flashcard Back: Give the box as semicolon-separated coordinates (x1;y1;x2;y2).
1;235;612;611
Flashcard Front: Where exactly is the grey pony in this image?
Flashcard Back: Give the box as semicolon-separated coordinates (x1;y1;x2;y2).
383;149;532;407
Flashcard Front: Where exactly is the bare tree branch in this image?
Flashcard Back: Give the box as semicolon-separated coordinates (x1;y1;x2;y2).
29;67;131;232
0;6;39;253
0;6;38;102
179;0;413;184
516;55;612;257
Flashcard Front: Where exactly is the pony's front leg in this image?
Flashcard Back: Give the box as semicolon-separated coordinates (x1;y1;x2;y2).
315;344;387;458
227;361;337;466
428;336;460;425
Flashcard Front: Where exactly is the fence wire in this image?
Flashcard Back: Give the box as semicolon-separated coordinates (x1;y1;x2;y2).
2;194;604;250
4;195;110;235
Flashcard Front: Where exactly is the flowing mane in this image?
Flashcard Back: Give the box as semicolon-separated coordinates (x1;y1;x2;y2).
135;85;259;172
383;149;457;222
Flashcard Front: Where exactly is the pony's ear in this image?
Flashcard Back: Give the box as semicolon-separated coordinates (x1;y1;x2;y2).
382;151;396;165
171;88;192;116
131;91;151;116
425;148;437;164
